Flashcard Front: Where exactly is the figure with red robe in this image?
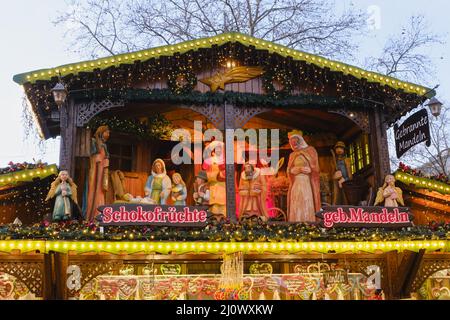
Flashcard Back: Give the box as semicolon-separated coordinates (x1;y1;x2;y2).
238;163;268;220
86;125;110;221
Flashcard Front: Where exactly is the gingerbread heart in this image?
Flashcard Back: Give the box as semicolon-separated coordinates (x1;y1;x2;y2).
160;264;181;276
250;263;273;275
98;280;119;300
13;280;29;297
0;280;14;299
118;279;137;298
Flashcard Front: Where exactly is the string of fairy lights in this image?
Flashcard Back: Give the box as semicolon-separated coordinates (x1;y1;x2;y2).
14;32;431;97
0;239;447;255
0;163;57;224
395;172;450;195
393;162;450;225
0;164;57;188
0;176;55;225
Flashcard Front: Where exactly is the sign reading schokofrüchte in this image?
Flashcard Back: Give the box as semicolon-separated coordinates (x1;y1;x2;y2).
97;204;210;227
316;206;414;228
394;108;431;158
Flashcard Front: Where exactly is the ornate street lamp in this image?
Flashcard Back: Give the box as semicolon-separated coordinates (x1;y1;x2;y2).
51;82;68;108
426;97;443;117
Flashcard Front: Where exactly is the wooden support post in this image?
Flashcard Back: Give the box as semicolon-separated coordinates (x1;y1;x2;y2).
59;98;77;176
393;250;415;298
42;251;69;300
224;103;237;222
43;253;55;300
369;109;391;193
281;263;291;300
402;249;425;298
59;102;69;171
54;252;69;300
392;249;426;299
384;251;399;300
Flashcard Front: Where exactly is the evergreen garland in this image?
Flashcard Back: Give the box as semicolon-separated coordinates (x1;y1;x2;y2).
1;220;449;242
262;66;294;98
167;66;197;95
0;161;48;175
72;89;368;110
87;114;173;141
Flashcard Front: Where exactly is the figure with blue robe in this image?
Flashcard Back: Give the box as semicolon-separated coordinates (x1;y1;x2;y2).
144;159;172;205
46;171;81;221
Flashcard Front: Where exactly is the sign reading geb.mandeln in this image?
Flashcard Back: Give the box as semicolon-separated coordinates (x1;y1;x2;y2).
97;204;210;227
316;206;414;228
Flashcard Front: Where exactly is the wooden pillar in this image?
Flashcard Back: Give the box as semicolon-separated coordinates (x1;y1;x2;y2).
369;109;391;189
392;251;415;298
384;251;399;300
389;249;426;299
43;253;55;300
59;98;77;177
54;252;69;300
42;251;69;300
224;103;237;222
401;249;425;298
59;103;68;171
281;263;291;300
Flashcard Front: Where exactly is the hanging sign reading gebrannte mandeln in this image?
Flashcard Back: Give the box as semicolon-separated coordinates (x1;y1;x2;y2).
394;108;431;158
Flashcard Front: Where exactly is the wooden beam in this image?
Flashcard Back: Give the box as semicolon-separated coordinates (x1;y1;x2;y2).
257;110;332;133
408;197;450;213
54;252;69;300
393;251;416;298
245;117;296;129
293;109;358;137
369;109;390;189
401;249;426;298
66;252;387;261
340;126;363;141
43;253;55;300
384;251;399;300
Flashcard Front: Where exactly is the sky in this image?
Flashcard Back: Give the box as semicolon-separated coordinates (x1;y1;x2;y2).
0;0;449;168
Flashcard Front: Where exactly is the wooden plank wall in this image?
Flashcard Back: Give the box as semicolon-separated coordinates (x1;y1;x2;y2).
134;65;312;95
74;128;91;158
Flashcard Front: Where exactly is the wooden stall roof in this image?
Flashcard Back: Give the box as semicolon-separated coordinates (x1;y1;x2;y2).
398;181;450;224
13;32;433;97
13;32;435;140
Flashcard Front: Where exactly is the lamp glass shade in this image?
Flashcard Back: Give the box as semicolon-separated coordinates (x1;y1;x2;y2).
426;98;443;117
51;82;68;107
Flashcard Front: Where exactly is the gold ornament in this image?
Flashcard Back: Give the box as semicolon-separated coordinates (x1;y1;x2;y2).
200;66;264;92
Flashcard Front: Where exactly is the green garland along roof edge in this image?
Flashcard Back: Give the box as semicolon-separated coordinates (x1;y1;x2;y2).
13;32;434;98
1;221;449;242
72;88;368;109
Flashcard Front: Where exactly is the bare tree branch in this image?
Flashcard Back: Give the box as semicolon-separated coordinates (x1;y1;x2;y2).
366;15;444;85
55;0;367;59
372;14;446;177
